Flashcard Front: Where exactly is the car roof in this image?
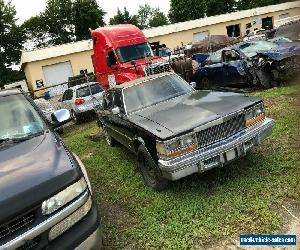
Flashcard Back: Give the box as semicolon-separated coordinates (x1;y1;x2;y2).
69;82;100;91
112;72;174;90
0;88;22;97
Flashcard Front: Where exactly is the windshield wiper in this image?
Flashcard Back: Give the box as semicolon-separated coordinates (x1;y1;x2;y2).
0;131;45;144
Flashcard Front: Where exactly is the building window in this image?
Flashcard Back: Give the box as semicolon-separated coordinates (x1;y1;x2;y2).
262;16;273;29
279;13;289;19
226;24;241;37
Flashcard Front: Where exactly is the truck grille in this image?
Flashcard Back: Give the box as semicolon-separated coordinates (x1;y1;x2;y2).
197;113;245;148
0;212;35;242
146;62;171;75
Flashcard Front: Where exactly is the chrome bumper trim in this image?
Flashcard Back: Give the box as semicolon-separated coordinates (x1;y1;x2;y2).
1;191;89;250
158;118;274;180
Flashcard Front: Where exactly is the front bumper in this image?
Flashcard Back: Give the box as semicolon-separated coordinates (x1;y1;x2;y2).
2;191;102;250
159;118;274;181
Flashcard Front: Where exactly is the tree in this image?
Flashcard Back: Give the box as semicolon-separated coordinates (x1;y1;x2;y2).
73;0;105;40
136;4;153;29
236;0;292;10
206;0;236;17
43;0;75;45
149;8;169;27
0;0;25;86
169;0;206;23
22;15;51;49
109;7;139;27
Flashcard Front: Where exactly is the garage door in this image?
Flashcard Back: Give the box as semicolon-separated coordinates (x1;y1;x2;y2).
43;61;73;86
193;31;209;43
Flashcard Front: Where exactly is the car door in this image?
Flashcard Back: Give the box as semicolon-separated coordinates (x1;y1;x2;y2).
62;89;74;111
203;51;225;84
108;90;135;150
221;49;247;85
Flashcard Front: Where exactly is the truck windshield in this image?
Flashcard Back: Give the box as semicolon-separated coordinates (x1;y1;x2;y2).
116;43;153;63
0;94;46;142
123;74;193;113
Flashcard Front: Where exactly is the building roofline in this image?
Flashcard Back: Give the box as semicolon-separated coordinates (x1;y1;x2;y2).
21;39;93;66
143;1;300;38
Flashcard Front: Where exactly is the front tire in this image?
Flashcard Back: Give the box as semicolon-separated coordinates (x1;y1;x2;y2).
138;145;168;191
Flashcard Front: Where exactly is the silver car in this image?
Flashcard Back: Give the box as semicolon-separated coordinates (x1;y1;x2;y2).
34;98;56;121
60;82;103;123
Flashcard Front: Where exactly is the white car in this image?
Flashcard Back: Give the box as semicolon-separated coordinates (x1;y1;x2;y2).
60;82;103;123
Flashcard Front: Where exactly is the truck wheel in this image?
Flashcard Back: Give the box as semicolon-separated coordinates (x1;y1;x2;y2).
103;126;115;147
137;145;168;191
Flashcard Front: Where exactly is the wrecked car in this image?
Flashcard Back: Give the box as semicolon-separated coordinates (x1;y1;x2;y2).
97;73;274;191
193;40;300;89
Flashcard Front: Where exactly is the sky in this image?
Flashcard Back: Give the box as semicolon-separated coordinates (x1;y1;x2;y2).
10;0;171;24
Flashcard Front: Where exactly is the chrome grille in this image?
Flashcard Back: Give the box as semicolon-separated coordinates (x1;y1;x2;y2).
0;212;35;242
197;113;245;148
146;63;171;75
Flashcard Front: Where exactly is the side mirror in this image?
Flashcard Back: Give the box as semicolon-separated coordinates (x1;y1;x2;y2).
189;82;196;88
51;109;71;128
111;106;120;115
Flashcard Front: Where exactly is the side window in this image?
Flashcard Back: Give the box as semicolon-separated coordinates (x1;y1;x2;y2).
66;89;73;100
222;50;240;62
210;52;222;64
107;51;117;66
62;91;68;101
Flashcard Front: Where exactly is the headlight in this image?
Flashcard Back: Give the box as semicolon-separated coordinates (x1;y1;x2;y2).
156;134;197;160
245;102;265;127
42;177;88;215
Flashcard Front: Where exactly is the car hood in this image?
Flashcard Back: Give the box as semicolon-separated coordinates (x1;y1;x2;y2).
258;43;300;61
0;132;80;224
129;91;260;140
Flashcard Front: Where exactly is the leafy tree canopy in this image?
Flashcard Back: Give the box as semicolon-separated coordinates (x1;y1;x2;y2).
0;0;25;86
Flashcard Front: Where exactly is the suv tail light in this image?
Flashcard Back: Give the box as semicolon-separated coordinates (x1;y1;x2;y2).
75;98;85;106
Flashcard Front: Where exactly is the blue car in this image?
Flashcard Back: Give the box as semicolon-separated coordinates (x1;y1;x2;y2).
193;40;300;89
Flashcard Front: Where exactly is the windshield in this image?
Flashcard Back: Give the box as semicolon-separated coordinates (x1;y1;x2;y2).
123;74;193;113
239;40;278;57
0;94;46;141
76;84;103;98
116;42;154;63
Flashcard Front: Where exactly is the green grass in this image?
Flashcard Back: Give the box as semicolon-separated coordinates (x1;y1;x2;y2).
63;84;300;249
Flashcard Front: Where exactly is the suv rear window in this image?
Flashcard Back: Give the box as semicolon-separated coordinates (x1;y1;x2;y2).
76;84;103;98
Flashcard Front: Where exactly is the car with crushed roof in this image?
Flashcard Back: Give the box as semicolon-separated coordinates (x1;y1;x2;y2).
96;72;274;191
193;40;300;89
0;89;102;249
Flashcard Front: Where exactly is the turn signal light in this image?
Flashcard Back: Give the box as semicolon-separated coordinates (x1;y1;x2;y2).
75;98;85;106
246;113;265;126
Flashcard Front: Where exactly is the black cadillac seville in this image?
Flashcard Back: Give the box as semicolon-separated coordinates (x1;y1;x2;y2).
97;73;274;191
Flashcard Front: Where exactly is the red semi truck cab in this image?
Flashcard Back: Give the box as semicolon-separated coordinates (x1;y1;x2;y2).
91;24;171;90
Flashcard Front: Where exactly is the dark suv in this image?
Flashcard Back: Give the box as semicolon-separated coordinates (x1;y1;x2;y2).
0;89;102;249
97;73;274;191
